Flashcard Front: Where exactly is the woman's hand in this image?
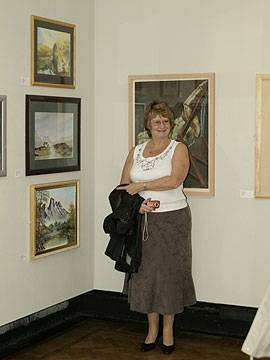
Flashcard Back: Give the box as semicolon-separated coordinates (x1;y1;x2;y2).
117;182;143;195
139;199;154;214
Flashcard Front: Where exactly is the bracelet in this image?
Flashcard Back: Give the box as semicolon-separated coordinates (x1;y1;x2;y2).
143;183;148;191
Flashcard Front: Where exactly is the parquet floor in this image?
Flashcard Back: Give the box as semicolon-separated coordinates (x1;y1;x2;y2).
3;318;249;360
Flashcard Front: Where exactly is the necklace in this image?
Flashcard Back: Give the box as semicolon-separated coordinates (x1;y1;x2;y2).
136;140;173;171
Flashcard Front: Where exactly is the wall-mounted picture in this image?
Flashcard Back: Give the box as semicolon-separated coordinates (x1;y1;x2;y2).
128;73;215;196
31;15;75;88
30;180;79;259
26;95;81;175
0;95;7;177
255;74;270;198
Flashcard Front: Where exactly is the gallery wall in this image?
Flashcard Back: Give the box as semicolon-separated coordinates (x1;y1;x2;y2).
0;0;95;326
94;0;270;307
2;0;270;330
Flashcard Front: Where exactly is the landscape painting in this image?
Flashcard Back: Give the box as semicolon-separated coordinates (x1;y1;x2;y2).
37;27;71;76
31;180;79;259
35;112;73;160
26;95;81;175
31;15;75;88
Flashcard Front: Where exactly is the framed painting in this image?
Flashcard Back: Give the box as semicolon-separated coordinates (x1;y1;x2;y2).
255;74;270;197
0;95;7;177
128;73;215;196
31;15;75;88
30;180;79;259
26;95;81;175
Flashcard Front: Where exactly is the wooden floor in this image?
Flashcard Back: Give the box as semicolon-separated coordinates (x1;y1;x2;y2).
3;318;249;360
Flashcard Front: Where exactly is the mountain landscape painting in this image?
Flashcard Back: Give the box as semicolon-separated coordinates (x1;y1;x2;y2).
31;181;79;258
35;112;73;160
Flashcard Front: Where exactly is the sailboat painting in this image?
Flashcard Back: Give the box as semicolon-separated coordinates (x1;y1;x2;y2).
34;112;73;160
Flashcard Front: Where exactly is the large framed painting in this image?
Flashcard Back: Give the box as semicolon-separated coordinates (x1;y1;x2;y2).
0;95;7;177
31;15;75;88
128;73;215;196
26;95;81;175
30;180;80;259
255;74;270;198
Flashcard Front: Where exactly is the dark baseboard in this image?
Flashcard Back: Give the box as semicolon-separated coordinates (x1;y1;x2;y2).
77;290;257;337
0;308;82;358
0;289;257;358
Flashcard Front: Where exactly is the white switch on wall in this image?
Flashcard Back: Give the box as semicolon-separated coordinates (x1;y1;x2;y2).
240;190;254;198
20;77;30;86
15;169;23;178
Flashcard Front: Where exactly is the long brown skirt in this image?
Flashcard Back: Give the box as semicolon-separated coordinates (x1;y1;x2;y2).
124;206;196;315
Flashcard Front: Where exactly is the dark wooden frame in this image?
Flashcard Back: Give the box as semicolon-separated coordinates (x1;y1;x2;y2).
25;95;81;175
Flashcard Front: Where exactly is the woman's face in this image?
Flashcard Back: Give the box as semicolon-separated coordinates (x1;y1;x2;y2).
148;114;171;139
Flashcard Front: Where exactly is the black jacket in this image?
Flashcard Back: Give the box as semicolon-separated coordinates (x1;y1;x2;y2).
103;186;144;273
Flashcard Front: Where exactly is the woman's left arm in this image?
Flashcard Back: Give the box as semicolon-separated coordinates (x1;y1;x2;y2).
118;143;190;195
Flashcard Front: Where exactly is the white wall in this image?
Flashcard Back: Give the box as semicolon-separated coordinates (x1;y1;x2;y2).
1;0;269;328
0;0;95;326
94;0;270;307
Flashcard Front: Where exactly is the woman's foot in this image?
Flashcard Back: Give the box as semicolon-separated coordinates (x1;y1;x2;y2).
162;314;175;354
140;331;159;352
144;331;159;344
161;343;175;354
141;342;156;352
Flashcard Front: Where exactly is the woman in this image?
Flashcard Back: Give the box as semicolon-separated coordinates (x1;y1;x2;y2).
118;101;196;354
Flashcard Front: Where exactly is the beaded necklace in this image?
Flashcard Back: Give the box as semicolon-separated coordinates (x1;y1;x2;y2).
135;141;173;171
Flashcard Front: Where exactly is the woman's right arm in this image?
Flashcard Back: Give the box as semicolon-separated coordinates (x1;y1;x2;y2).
119;147;135;184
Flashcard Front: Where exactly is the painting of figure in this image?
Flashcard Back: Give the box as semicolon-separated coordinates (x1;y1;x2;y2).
128;73;215;196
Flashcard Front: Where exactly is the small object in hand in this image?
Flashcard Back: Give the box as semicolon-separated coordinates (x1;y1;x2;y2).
146;200;160;209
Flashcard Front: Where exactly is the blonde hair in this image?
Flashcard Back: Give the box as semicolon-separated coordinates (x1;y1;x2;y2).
144;101;175;138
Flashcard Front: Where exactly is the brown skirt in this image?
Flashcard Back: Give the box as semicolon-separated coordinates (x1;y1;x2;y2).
123;206;196;315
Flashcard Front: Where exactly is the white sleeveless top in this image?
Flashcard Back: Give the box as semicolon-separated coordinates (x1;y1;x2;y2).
130;139;187;212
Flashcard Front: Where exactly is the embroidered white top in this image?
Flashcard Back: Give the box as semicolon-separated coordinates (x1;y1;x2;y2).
130;139;187;212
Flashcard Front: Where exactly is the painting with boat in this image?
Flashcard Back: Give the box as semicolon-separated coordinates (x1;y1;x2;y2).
35;112;73;160
26;95;80;175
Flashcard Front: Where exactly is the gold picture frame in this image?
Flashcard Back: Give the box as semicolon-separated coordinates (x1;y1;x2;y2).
128;73;215;196
30;180;80;259
255;74;270;197
31;15;75;88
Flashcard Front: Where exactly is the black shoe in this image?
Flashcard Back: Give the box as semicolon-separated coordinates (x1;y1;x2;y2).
141;342;156;352
161;343;175;354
